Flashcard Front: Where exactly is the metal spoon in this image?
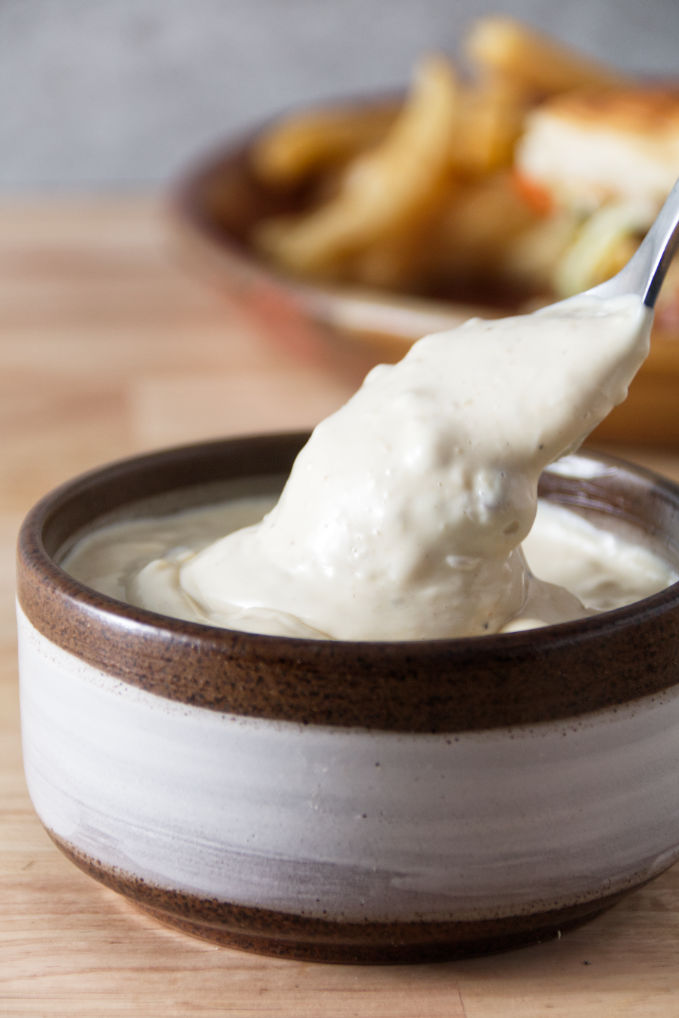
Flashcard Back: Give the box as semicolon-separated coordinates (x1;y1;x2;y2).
584;177;679;308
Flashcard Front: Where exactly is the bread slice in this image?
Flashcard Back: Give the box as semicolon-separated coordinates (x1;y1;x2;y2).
516;86;679;216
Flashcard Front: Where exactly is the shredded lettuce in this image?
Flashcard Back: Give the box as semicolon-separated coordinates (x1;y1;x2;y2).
552;201;653;297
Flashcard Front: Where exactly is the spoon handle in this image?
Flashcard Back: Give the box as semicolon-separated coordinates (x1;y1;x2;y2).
586;177;679;307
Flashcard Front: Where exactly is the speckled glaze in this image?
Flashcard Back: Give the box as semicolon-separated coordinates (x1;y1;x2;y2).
16;435;679;963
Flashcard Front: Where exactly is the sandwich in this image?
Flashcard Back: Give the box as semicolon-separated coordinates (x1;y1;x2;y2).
513;86;679;324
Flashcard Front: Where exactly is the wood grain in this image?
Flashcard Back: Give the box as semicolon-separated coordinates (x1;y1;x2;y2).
2;197;679;1017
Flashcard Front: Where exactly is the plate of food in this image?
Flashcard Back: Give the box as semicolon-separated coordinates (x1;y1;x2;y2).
175;16;679;444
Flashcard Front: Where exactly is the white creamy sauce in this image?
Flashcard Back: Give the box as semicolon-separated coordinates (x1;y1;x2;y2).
63;491;675;637
62;293;674;640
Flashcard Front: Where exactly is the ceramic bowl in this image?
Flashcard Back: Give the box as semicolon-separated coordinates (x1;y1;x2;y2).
16;434;679;963
174;107;679;445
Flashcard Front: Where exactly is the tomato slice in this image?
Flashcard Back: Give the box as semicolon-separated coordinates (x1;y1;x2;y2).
512;170;554;216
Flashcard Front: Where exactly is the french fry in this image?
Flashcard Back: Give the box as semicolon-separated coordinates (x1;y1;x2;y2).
422;173;542;286
251;105;397;187
247;17;643;304
349;233;430;292
451;80;526;176
465;16;628;97
500;213;576;291
252;55;460;277
349;176;456;290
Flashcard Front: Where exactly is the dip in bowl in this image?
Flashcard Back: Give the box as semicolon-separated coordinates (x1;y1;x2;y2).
16;434;679;963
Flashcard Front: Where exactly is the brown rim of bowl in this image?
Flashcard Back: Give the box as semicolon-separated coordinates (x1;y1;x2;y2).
16;434;679;733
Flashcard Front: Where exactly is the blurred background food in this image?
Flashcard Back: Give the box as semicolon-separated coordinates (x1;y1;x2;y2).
244;20;679;317
4;0;679;443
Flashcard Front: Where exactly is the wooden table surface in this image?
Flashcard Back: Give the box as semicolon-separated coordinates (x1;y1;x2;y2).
3;197;679;1018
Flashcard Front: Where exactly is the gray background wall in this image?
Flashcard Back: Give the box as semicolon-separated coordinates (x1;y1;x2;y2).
2;0;678;191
